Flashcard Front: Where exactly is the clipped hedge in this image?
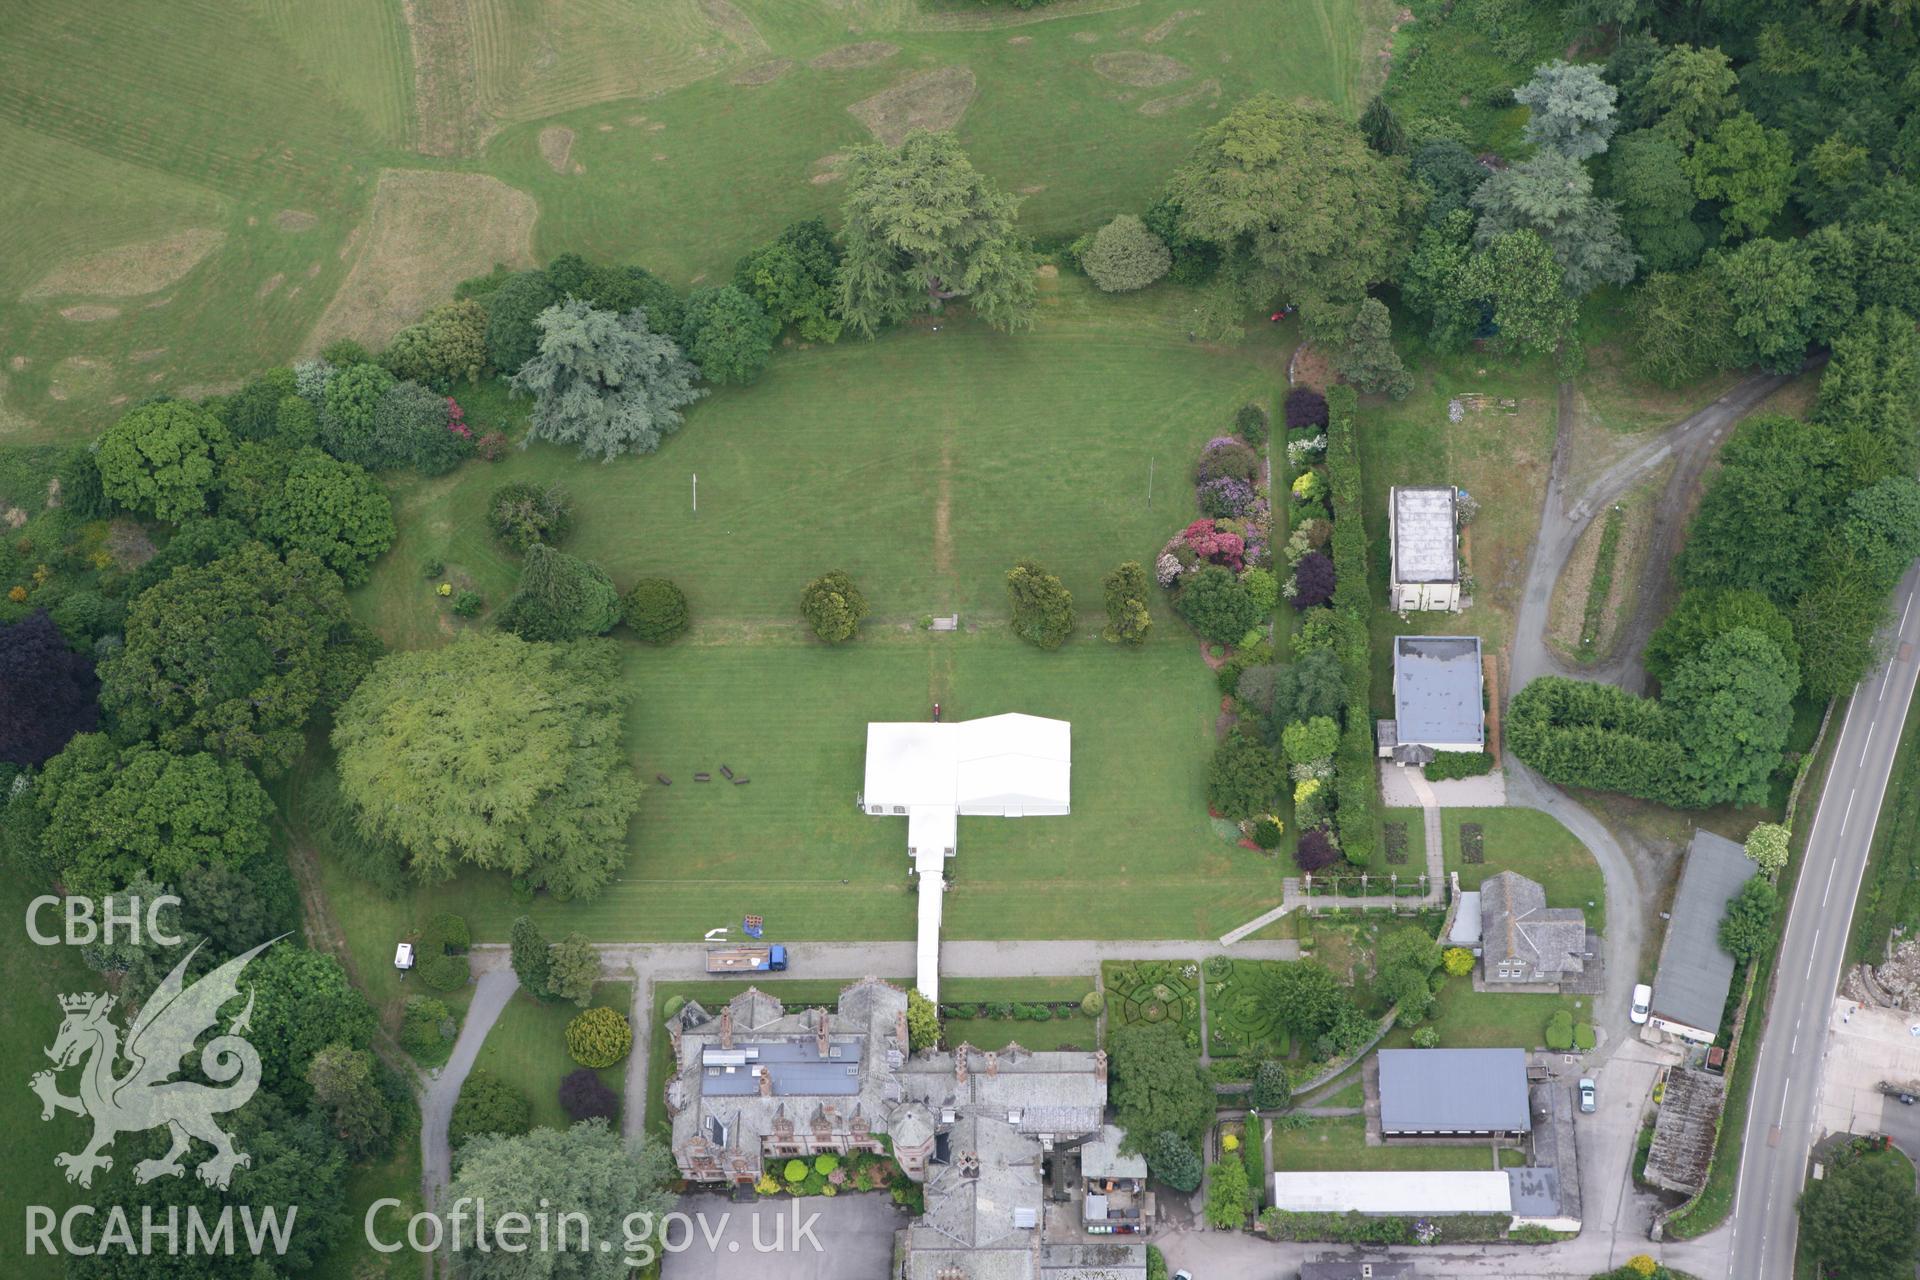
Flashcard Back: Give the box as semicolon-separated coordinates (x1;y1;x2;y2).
1508;676;1690;806
1424;751;1495;781
1323;385;1378;864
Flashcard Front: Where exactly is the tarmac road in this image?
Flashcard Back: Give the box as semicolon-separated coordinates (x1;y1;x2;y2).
1727;565;1920;1280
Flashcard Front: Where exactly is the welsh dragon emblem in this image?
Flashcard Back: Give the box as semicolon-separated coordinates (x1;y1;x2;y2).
31;938;278;1190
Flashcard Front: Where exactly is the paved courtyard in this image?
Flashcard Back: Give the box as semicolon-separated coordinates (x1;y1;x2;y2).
1379;762;1508;809
1813;996;1920;1142
659;1193;897;1280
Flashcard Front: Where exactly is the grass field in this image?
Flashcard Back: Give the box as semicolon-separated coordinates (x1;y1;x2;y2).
0;879;97;1279
0;0;1385;442
469;982;630;1131
1355;346;1560;682
314;281;1307;947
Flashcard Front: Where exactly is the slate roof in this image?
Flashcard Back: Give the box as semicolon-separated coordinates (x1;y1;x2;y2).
1078;1124;1147;1180
1377;1047;1531;1134
1480;871;1586;980
1039;1242;1148;1279
1392;485;1459;584
1393;636;1484;748
1301;1262;1421;1279
1650;830;1761;1035
1644;1067;1726;1194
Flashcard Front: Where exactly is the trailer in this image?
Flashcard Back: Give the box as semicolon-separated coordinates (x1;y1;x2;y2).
705;943;787;973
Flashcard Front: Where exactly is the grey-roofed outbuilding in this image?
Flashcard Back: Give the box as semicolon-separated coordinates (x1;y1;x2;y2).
1649;830;1761;1042
1391;636;1484;752
1378;1047;1530;1137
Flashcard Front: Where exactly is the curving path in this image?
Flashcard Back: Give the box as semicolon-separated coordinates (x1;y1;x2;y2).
1511;369;1803;696
418;964;517;1214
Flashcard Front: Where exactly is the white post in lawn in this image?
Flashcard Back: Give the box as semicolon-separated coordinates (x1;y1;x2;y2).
691;473;697;513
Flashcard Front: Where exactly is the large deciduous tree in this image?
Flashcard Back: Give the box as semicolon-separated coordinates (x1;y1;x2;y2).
96;401;231;522
1109;1023;1215;1150
734;217;844;343
680;284;779;385
1663;627;1798;809
332;633;639;900
35;734;272;896
1515;60;1618;160
511;300;704;461
446;1123;680;1280
1166;93;1418;315
1798;1148;1919;1280
259;448;395;586
1644;587;1799;686
382;299;489;392
836;131;1036;337
1714;238;1819;372
1685;112;1794;239
246;946;378;1099
1609;129;1705;270
0;610;99;767
100;542;363;774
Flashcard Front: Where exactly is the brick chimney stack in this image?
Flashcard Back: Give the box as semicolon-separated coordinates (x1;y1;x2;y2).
985;1051;998;1078
955;1043;972;1084
758;1067;772;1097
816;1007;830;1057
1093;1050;1108;1082
719;1006;733;1050
896;1010;910;1053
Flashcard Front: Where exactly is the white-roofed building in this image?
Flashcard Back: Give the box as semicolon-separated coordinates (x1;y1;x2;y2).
1389;485;1463;612
863;714;1071;1001
1271;1170;1514;1217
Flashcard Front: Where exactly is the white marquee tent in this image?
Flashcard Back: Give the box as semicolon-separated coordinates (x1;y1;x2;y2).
862;714;1071;1000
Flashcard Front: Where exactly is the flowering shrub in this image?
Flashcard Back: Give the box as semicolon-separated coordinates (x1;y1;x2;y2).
1181;519;1246;571
1290;470;1327;503
476;431;509;461
1284;434;1327;465
1293;778;1322;808
445;397;473;439
1197;475;1255;519
1154;552;1184;587
1195;439;1260;483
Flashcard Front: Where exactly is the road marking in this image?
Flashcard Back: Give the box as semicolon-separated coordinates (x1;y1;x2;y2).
1861;723;1875;765
1840;790;1856;836
1807;931;1819;980
1902;591;1915;632
1781;1075;1792;1118
1824;860;1838;906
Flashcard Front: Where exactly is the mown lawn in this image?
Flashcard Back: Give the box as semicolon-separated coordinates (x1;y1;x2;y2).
469;982;631;1133
1388;980;1591;1052
0;877;97;1279
1441;806;1607;934
1268;1115;1504;1172
324;283;1302;947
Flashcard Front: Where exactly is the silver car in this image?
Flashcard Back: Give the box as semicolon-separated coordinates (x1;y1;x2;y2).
1579;1078;1597;1113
